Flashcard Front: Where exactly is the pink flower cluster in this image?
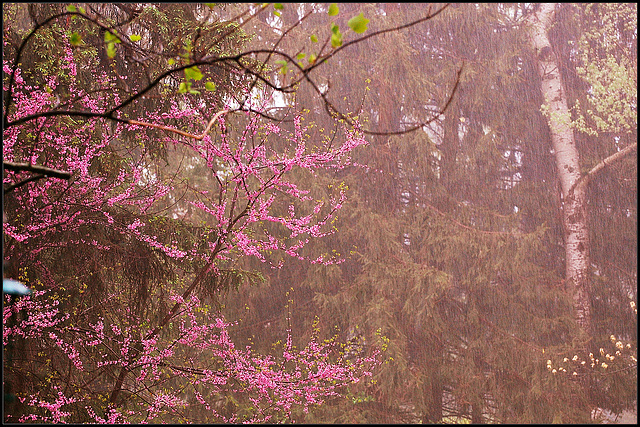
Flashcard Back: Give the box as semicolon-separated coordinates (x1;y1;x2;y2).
5;291;380;423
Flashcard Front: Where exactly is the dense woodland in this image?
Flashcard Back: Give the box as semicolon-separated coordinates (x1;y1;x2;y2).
2;3;637;424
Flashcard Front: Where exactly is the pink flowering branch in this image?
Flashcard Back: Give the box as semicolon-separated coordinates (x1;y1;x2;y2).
5;291;380;423
2;6;392;423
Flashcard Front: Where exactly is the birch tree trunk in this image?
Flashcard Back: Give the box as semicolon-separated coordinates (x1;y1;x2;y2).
527;3;592;333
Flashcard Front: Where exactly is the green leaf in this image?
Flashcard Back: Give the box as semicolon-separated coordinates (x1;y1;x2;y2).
106;42;117;59
69;32;82;46
129;34;142;42
273;11;281;17
296;53;306;60
184;66;203;81
178;82;189;94
275;59;288;74
347;12;369;34
308;53;317;65
205;81;217;91
310;34;318;43
168;58;175;66
274;3;283;9
104;31;121;44
66;5;77;12
204;3;216;8
331;32;342;48
330;24;342;48
78;6;86;14
328;3;339;16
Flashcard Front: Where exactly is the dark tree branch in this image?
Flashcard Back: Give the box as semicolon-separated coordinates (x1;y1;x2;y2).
3;161;72;179
3;162;72;194
4;5;455;139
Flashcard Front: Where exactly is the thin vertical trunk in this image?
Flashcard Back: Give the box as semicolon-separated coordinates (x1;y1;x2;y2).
528;3;592;333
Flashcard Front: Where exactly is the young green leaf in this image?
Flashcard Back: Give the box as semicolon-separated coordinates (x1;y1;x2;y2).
296;53;306;60
274;3;283;10
178;82;189;94
205;81;217;92
331;32;342;48
328;3;339;16
274;11;281;17
275;59;288;74
330;24;342;48
347;13;369;34
168;58;175;66
104;31;121;44
106;43;117;59
308;54;317;65
310;34;318;43
129;34;142;42
69;32;82;46
184;66;204;81
66;5;77;12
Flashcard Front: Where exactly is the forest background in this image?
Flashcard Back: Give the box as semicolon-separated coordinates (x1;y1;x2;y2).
2;3;637;424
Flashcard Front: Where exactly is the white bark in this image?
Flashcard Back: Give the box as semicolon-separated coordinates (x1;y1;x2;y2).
528;3;592;332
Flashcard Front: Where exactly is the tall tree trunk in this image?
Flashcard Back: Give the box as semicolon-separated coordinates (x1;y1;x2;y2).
527;3;592;333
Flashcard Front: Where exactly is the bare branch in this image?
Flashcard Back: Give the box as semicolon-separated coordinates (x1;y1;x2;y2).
3;161;72;179
568;142;637;197
3;161;72;194
127;109;230;140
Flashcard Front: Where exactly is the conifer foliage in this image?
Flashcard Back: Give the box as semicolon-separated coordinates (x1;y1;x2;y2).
225;3;636;423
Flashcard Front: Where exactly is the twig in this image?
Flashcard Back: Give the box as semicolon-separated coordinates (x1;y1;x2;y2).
126;109;229;141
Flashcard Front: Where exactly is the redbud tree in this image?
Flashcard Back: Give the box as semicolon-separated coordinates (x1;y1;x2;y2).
1;3;390;423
